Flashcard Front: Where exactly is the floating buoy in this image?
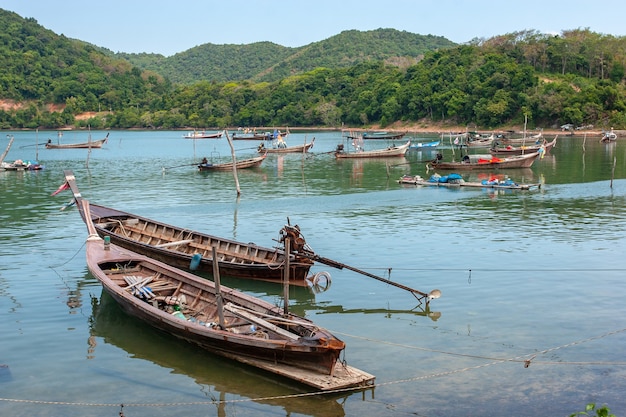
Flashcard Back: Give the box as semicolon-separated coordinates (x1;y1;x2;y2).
190;253;202;270
307;271;332;293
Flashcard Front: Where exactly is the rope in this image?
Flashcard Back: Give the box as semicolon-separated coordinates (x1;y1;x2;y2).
332;326;626;367
3;326;625;410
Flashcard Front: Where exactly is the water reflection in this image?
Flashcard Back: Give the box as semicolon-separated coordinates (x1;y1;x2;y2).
89;291;355;417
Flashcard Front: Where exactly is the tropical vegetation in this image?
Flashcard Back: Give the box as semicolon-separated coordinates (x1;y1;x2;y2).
1;8;625;132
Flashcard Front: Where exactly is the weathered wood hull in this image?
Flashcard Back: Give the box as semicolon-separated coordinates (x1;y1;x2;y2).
335;140;410;158
428;151;540;170
197;154;265;171
259;140;314;154
45;133;109;149
82;209;344;378
490;137;557;156
63;171;314;284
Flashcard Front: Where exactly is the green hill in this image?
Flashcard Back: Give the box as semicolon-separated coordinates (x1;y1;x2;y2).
116;28;456;84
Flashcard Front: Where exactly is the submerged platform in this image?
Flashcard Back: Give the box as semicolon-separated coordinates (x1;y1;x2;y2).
221;351;375;391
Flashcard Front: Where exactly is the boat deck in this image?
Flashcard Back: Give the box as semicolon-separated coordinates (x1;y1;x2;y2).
228;354;376;391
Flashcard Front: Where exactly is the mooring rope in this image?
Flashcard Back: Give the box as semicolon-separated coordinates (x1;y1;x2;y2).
3;326;625;410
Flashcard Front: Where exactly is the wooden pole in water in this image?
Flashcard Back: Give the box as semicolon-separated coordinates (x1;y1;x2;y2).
223;130;241;196
283;238;290;315
611;156;616;188
212;246;226;329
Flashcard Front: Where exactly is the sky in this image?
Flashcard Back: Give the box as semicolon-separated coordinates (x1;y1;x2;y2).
2;0;625;57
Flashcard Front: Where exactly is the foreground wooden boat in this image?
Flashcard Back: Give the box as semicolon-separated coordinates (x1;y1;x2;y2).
257;138;314;154
335;140;410;158
79;200;372;389
428;151;540;170
399;174;541;190
45;132;109;149
198;154;266;171
60;170;315;284
490;136;557;156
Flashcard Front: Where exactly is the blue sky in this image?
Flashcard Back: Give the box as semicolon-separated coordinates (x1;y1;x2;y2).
1;0;625;56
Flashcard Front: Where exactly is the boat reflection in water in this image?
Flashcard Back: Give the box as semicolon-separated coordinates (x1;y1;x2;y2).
89;291;358;417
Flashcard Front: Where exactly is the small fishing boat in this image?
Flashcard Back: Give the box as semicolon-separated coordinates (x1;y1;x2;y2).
56;171;315;284
78;199;365;387
600;129;617;143
1;159;44;171
335;140;410;158
399;174;541;190
409;140;440;150
197;154;266;171
490;136;557;156
257;138;314;154
45;132;109;149
428;151;540;170
346;131;407;140
183;130;224;139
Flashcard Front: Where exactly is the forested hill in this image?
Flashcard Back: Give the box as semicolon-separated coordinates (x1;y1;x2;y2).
0;8;168;126
114;29;457;84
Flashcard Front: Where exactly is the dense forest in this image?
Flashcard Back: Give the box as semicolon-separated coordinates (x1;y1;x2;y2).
1;8;625;131
116;29;456;84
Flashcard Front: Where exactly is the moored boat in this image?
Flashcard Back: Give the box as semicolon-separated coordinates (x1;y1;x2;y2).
399;174;541;190
428;151;540;170
57;170;315;284
257;138;314;154
198;154;266;171
45;133;109;149
79;199;356;384
600;129;617;143
183;130;224;139
346;131;407;140
334;140;410;158
490;136;557;156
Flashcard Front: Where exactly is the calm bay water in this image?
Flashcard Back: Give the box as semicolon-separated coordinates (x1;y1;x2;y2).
1;130;625;417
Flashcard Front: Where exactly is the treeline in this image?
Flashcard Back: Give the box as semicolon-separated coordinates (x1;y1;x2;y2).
1;6;625;131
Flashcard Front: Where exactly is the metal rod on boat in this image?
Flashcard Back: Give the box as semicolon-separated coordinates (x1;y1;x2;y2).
283;238;290;315
307;253;440;304
212;246;226;329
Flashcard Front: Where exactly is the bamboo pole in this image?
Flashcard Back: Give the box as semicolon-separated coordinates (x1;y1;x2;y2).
223;130;241;196
283;238;290;315
212;246;226;329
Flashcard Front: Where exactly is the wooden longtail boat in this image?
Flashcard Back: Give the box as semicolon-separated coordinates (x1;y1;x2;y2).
257;138;314;154
60;170;315;284
334;140;410;159
428;151;540;170
183;130;224;139
45;133;109;149
346;131;407;140
399;174;541;190
197;154;266;171
79;199;359;386
490;136;557;156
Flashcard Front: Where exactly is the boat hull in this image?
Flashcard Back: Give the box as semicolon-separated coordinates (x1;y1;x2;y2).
428;152;540;170
335;140;410;158
63;171;314;284
86;235;343;377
